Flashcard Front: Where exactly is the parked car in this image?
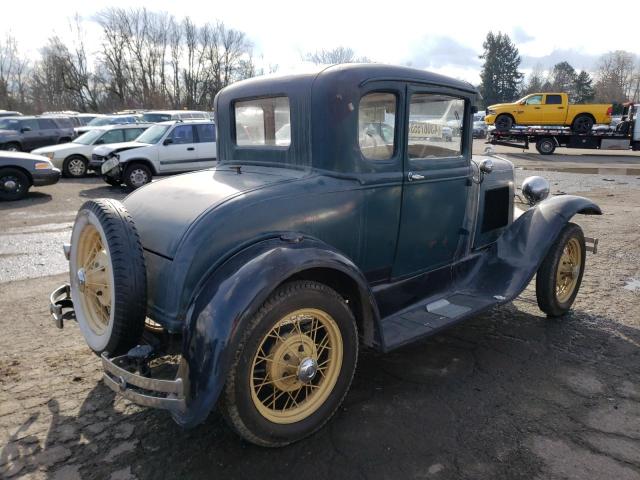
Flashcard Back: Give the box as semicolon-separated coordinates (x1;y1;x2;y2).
0;116;76;152
0;151;60;200
50;64;601;447
91;120;216;188
141;110;210;122
32;124;152;177
473;120;488;139
75;115;140;136
0;110;22;117
42;112;102;128
485;93;612;132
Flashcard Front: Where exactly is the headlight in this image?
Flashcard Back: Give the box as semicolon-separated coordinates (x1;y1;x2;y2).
522;176;550;205
35;161;53;170
40;152;55;160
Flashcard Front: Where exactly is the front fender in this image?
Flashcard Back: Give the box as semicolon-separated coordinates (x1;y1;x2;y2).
174;236;377;428
467;194;601;300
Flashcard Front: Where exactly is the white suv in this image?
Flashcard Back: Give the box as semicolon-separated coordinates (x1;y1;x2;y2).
32;124;151;177
91;120;217;188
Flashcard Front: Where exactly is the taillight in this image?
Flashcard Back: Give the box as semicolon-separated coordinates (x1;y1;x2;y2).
607;106;612;116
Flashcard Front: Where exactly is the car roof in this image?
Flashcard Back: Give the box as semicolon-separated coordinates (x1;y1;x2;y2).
157;119;215;125
96;123;154;130
144;110;208;114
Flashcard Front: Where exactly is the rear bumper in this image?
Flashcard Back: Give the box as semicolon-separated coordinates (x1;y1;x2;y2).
49;282;186;415
32;168;61;186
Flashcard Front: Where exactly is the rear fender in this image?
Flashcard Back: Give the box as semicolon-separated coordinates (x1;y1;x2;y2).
174;236;378;427
467;194;601;299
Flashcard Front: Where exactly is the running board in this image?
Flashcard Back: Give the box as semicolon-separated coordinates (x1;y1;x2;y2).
380;293;499;352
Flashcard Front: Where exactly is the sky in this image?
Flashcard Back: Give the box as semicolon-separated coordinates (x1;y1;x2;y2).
1;0;638;85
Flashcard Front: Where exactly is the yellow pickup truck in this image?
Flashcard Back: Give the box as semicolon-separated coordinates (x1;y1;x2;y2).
485;93;612;133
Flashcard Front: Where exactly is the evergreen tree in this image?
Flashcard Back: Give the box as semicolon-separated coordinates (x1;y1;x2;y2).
479;32;523;106
550;61;577;97
573;70;595;103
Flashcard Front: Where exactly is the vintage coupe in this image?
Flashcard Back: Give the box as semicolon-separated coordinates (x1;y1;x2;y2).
50;64;600;447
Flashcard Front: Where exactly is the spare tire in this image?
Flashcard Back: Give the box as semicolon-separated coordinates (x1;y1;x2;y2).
69;199;146;355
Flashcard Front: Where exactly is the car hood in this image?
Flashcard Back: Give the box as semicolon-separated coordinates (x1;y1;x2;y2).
123;165;305;258
487;103;515;110
93;141;148;156
0;150;50;163
32;143;76;154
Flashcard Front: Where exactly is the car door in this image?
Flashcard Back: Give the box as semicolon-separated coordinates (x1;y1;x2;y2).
517;94;544;125
194;123;217;167
36;118;59;147
18;119;42;150
542;94;565;125
392;89;471;278
157;124;199;172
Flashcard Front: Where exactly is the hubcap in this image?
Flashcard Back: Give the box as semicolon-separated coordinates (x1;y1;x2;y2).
3;178;17;191
68;159;86;176
250;308;343;424
130;169;148;187
556;237;582;303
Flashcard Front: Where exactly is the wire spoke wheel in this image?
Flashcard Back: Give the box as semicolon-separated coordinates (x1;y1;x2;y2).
75;224;113;335
250;308;343;424
555;237;582;303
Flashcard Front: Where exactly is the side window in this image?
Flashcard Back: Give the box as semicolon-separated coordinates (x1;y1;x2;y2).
195;124;216;143
235;97;290;146
545;94;562;105
124;128;145;141
408;94;464;159
37;118;57;130
100;129;125;144
525;95;543;105
168;125;194;144
358;92;397;161
21;119;39;131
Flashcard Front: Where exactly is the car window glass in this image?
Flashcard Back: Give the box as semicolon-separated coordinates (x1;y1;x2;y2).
124;128;145;141
168;125;194;144
235;97;290;146
358;92;397;161
22;119;40;130
100;129;125;144
195;124;216;143
545;94;562;105
37;118;58;129
52;117;73;128
408;94;464;159
525;95;543;105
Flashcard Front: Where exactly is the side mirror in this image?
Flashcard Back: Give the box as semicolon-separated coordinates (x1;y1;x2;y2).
479;158;493;174
21;127;31;133
163;138;173;146
519;100;526;105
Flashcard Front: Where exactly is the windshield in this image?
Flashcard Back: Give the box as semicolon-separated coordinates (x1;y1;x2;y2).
136;124;169;144
142;113;172;122
0;118;21;130
73;129;104;145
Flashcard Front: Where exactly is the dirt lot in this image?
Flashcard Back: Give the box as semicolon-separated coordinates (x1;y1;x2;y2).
1;151;640;479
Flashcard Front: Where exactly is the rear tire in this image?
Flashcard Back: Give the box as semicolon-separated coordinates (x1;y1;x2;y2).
219;281;358;447
124;163;152;189
536;223;586;317
69;199;147;355
535;137;556;155
63;155;88;178
3;142;21;152
0;167;30;201
571;115;594;133
495;114;513;131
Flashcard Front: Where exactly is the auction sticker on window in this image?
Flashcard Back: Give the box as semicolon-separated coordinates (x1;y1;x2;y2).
409;121;443;139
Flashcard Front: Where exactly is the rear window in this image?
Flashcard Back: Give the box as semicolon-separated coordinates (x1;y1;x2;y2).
38;118;58;129
546;94;562;105
195;124;216;143
234;97;290;147
142;113;172;122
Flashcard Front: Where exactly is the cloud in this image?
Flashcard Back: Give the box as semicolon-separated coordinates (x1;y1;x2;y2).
512;27;534;44
406;36;481;70
521;49;601;72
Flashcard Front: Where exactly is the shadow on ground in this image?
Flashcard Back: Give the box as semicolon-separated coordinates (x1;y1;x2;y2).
3;304;639;480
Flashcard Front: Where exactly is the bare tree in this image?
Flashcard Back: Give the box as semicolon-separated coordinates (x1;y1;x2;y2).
305;46;371;64
594;50;637;103
0;35;29;111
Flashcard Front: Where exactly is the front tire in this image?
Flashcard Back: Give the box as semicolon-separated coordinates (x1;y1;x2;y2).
63;155;88;178
69;199;147;355
3;142;21;152
220;281;358;447
124;163;152;189
495;114;513;131
0;168;30;201
536;223;586;317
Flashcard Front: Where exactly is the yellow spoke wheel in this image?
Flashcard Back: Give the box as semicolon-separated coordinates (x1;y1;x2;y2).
555;238;582;303
75;224;113;336
250;308;343;424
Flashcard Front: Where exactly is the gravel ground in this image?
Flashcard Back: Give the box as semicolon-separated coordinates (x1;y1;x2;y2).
1;166;639;479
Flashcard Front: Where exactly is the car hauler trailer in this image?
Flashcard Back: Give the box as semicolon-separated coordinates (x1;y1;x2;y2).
488;103;639;155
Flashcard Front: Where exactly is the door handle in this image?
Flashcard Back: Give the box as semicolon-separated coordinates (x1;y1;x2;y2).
187;147;195;151
558;107;564;109
408;172;425;181
534;107;541;109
